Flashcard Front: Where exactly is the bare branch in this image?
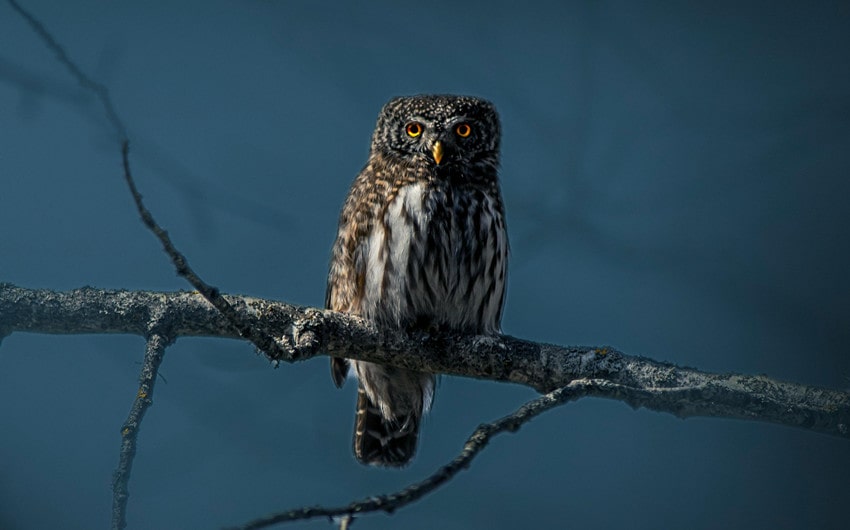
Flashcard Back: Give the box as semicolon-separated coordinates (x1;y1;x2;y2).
111;331;172;530
6;5;295;527
229;380;605;529
7;0;126;141
8;0;285;361
5;3;848;528
119;141;288;361
2;283;848;440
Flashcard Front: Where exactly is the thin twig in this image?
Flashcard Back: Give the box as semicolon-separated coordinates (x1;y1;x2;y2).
111;332;172;530
7;0;284;360
119;141;286;359
8;1;287;525
227;380;600;529
7;0;127;141
9;3;849;529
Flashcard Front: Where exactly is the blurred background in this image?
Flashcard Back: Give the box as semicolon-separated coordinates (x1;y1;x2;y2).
1;1;848;529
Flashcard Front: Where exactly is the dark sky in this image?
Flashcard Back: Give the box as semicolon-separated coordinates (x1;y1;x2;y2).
1;1;849;529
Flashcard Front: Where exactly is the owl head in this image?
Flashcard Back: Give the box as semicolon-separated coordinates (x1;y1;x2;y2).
371;95;501;171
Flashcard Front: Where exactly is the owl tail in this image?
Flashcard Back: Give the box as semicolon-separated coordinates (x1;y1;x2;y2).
353;387;419;467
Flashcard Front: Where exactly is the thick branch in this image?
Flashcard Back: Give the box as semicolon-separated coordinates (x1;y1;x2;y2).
2;283;848;439
9;3;846;528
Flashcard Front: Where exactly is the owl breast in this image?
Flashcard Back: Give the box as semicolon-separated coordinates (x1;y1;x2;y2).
361;180;507;334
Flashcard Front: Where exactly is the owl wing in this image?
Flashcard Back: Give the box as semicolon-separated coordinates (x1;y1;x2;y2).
325;171;373;387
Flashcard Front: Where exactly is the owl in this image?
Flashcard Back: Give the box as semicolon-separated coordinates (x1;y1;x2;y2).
326;95;508;467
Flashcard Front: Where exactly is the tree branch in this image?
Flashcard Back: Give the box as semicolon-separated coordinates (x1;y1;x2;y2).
7;0;126;141
229;380;602;530
119;141;288;361
111;331;172;530
5;2;848;527
2;283;847;440
8;0;285;362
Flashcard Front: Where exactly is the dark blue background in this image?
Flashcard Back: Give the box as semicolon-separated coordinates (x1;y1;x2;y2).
2;1;849;528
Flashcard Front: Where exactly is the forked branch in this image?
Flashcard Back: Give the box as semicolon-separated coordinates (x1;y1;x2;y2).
4;2;849;529
2;283;848;441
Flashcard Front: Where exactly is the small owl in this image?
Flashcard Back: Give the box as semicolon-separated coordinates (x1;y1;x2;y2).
326;95;508;467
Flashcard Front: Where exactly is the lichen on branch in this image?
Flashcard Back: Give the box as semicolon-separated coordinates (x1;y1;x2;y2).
2;283;847;440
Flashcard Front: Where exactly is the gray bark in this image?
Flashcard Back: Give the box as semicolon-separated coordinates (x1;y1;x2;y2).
1;282;848;439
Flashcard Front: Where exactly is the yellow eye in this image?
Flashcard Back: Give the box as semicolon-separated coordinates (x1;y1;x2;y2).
455;123;472;138
406;122;423;137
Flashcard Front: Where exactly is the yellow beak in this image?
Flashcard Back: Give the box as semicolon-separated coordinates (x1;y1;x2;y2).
432;142;444;165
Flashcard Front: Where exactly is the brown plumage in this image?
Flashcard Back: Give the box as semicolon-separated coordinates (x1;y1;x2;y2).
326;95;508;466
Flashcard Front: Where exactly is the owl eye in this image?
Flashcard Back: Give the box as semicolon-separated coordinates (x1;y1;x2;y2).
405;122;423;137
455;123;472;138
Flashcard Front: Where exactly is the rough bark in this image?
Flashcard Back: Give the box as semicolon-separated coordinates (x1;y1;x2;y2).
2;282;847;440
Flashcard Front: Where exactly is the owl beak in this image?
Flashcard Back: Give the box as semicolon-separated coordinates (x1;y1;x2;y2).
431;142;444;165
